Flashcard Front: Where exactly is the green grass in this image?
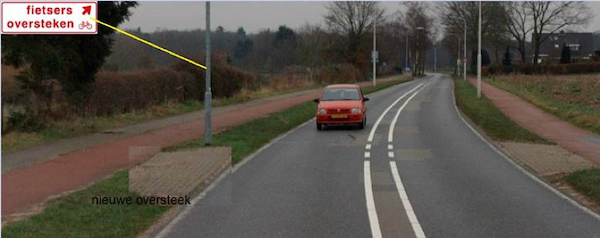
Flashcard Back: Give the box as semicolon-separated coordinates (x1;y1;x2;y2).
454;77;550;144
486;74;600;135
2;171;169;238
2;76;412;238
565;168;600;205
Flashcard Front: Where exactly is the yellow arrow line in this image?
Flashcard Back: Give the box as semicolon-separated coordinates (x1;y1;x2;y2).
91;17;207;70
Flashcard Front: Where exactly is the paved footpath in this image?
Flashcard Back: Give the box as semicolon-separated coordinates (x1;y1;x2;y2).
1;76;401;221
468;77;600;165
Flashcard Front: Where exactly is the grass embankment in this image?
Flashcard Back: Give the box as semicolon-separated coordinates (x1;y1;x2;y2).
486;74;600;135
2;171;168;238
565;169;600;206
454;77;549;144
1;76;411;238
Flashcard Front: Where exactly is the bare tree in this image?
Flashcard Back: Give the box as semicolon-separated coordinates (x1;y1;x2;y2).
504;2;532;63
324;2;384;70
404;2;436;75
527;1;592;68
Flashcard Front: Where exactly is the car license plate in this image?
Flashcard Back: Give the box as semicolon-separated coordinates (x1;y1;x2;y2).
331;114;348;119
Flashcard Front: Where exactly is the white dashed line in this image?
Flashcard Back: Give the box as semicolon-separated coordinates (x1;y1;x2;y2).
388;77;437;143
366;144;372;150
367;82;426;143
390;161;426;238
364;152;371;158
388;144;394;150
388;151;395;158
364;161;383;238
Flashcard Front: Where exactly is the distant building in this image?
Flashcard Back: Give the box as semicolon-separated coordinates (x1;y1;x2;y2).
536;31;595;63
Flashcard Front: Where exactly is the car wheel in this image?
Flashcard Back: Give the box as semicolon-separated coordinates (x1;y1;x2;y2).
317;122;323;131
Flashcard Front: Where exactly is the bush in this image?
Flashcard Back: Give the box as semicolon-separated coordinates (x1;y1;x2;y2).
6;110;44;132
316;63;362;84
86;51;254;116
540;62;600;75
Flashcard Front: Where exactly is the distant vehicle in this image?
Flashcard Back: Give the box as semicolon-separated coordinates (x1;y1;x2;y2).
313;84;369;130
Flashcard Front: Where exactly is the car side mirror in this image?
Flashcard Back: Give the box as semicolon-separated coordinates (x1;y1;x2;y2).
313;99;320;103
363;97;370;102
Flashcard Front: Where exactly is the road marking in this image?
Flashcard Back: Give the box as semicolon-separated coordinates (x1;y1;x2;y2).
367;81;427;143
365;152;371;158
449;76;600;222
366;144;372;150
390;161;426;238
388;151;395;158
388;144;394;150
388;77;437;143
364;161;383;238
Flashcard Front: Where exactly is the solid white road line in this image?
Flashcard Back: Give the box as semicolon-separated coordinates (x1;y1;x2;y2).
364;161;383;238
388;77;437;143
365;151;371;158
390;161;426;238
449;76;600;221
367;81;426;143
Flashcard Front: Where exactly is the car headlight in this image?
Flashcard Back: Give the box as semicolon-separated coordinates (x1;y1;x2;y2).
318;108;327;115
351;108;361;114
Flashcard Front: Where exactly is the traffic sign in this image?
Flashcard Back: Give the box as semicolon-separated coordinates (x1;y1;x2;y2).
1;1;98;34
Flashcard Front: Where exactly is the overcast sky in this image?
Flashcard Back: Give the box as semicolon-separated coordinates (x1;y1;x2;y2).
121;1;600;34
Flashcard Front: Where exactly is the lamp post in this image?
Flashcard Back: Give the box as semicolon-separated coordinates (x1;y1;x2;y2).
405;34;409;74
477;1;482;99
204;1;212;145
372;20;377;86
463;19;467;81
450;33;461;76
414;26;425;75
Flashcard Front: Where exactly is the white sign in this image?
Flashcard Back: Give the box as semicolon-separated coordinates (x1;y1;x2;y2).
1;2;97;34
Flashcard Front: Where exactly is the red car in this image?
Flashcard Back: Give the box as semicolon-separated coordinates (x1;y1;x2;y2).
313;84;369;130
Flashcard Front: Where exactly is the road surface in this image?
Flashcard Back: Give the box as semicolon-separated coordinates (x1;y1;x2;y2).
157;74;600;238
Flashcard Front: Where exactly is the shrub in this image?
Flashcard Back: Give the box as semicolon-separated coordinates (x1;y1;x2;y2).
316;63;362;84
86;51;254;116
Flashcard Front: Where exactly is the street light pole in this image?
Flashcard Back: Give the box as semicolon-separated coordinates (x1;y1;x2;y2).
372;20;376;86
463;19;467;81
457;35;460;76
204;1;212;145
405;34;408;73
477;1;482;99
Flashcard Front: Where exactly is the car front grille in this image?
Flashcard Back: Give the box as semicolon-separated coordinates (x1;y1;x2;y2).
327;109;350;114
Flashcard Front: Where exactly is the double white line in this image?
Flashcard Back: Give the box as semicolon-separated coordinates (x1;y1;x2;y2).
363;75;438;238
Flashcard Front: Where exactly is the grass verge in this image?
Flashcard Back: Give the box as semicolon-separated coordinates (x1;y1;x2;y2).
2;171;169;238
565;168;600;206
486;74;600;135
454;77;550;144
1;76;411;238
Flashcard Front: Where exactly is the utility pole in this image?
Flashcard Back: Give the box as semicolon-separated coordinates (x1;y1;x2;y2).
204;1;212;145
434;47;437;73
457;35;460;76
405;34;409;73
372;20;377;86
463;19;467;81
477;1;482;99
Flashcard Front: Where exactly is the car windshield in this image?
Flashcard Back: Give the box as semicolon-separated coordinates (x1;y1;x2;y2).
321;88;360;101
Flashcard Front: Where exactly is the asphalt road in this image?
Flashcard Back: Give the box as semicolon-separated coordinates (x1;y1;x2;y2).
157;74;600;238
